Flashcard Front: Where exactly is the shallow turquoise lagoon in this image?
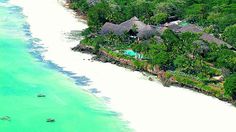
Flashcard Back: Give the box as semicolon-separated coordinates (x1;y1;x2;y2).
0;1;130;132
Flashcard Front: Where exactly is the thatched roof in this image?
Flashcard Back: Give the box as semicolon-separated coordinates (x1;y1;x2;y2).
200;33;232;48
154;36;164;43
165;22;232;48
177;24;203;33
119;17;146;31
160;21;235;50
100;17;156;39
157;25;167;34
161;23;202;34
100;22;120;34
168;24;181;32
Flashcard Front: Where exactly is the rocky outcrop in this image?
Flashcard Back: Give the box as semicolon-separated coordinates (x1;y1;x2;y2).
145;65;160;75
72;44;135;68
72;44;95;54
72;44;177;85
72;44;234;103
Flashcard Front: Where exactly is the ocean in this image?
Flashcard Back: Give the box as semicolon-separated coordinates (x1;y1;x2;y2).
0;0;131;131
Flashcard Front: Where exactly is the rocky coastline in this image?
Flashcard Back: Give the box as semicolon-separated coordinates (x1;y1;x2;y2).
72;44;234;104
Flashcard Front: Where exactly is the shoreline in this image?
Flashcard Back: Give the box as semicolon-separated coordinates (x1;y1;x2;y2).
10;0;236;132
67;1;233;104
72;44;234;104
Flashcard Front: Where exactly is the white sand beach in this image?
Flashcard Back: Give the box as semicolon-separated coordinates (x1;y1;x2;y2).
10;0;236;131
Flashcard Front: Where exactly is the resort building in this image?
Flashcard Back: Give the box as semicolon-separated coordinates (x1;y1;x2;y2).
100;17;156;39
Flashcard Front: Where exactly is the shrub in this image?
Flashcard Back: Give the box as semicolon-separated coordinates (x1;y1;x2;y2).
151;13;168;24
224;74;236;99
70;0;89;12
133;60;145;70
223;24;236;47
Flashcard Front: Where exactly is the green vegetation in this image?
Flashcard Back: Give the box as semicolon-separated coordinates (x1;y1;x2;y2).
70;0;236;34
224;74;236;99
223;24;236;47
70;0;236;100
69;0;89;12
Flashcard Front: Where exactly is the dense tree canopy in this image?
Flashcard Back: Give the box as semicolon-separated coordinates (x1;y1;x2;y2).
224;74;236;99
223;24;236;47
71;0;236;36
71;0;236;99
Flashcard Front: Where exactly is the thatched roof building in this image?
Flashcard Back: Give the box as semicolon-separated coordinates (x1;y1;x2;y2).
168;24;181;32
100;17;156;39
163;22;233;48
177;24;203;33
200;33;233;48
100;22;120;34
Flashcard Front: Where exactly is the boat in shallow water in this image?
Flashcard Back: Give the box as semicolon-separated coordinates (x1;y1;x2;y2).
0;0;131;131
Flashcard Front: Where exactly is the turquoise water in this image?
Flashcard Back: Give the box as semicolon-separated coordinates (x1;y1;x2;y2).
0;1;131;131
124;50;143;59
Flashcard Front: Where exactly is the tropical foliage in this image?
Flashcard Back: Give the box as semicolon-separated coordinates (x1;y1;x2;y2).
71;0;236;99
224;74;236;99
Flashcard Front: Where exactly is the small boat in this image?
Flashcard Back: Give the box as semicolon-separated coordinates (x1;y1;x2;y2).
46;118;55;122
37;94;46;97
0;116;10;121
